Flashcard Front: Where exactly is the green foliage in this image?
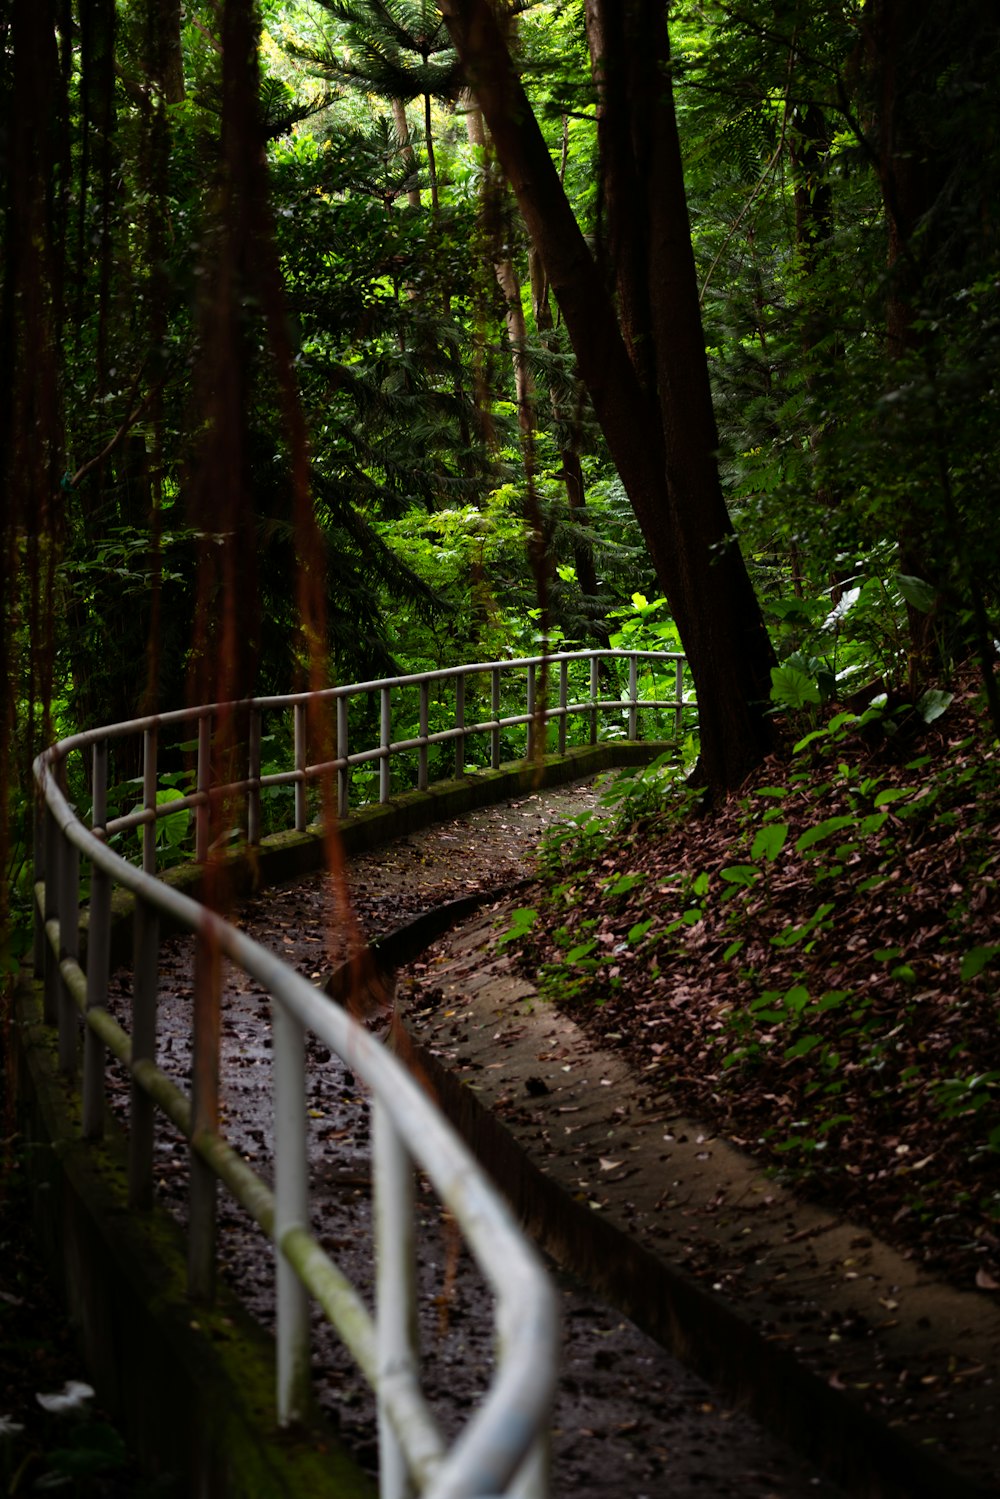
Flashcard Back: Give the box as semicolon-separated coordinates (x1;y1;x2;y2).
497;906;538;948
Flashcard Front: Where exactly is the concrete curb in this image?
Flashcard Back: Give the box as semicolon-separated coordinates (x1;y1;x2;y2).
387;909;1000;1499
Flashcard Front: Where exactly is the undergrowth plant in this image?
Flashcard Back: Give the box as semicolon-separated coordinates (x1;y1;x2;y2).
511;688;1000;1204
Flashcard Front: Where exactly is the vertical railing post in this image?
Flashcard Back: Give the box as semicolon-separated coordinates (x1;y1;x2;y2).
510;1434;550;1499
196;715;211;863
83;741;111;1136
589;655;599;745
418;681;429;792
143;727;158;875
380;685;392;804
247;706;262;847
526;663;536;759
491;668;501;770
454;673;466;778
558;659;569;756
189;924;220;1302
57;818;79;1075
337;695;350;819
628;654;639;741
43;798;61;1027
374;1097;417;1499
294;703;307;833
33;791;46;975
129;892;159;1208
273;999;310;1426
675;657;685;737
498;1295;552;1499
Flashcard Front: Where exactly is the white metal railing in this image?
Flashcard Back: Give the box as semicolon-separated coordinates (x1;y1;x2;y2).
31;649;689;1498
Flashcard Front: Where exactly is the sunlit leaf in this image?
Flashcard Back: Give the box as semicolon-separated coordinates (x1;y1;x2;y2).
751;822;788;861
795;815;855;851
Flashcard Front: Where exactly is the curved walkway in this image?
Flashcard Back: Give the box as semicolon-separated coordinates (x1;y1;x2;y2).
100;783;846;1498
254;786;998;1499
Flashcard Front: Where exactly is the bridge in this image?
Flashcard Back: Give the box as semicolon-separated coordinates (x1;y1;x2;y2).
26;649;689;1498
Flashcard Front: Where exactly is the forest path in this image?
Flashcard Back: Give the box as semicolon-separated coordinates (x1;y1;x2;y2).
106;784;853;1495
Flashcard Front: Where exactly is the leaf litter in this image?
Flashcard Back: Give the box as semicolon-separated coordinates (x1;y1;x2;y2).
512;671;1000;1295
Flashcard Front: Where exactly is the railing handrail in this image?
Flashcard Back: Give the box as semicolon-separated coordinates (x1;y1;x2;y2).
50;646;685;748
32;649;691;1497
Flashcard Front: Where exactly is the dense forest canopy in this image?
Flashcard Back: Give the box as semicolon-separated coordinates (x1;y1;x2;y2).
2;0;999;937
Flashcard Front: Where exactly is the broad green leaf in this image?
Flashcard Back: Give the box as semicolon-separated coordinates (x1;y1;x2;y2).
828;711;859;734
961;945;1000;982
795;816;855;851
496;907;537;947
722;939;745;961
133;787;189;850
566;939;597;963
814;989;850;1012
916;689;954;724
770;664;821;709
784;1035;823;1059
608;872;645;897
783;985;810;1013
751;822;788;861
627;919;654;944
770;903;835;947
720;864;759;886
874;787;913;807
895;573;937;613
157;788;190;847
793;727;829;753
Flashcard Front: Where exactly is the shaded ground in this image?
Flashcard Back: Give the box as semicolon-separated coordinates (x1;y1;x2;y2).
0;1142;159;1496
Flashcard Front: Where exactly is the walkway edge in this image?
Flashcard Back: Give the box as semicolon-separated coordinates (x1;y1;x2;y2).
382;925;997;1499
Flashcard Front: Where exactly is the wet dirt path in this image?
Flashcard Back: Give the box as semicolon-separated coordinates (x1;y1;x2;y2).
105;783;847;1497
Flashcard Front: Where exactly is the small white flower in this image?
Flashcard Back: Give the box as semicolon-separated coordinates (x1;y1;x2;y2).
0;1414;25;1437
35;1380;95;1415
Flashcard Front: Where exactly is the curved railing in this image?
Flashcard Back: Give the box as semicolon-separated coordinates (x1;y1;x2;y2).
31;649;690;1498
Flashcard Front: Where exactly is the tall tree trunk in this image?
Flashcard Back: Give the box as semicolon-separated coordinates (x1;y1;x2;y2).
391;98;422;208
531;245;609;644
464;94;533;431
440;0;775;792
423;90;439;212
156;0;186;104
789;101;844;601
864;0;951;683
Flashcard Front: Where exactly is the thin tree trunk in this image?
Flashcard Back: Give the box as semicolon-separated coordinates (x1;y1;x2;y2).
423;91;439;212
391;98;422;208
865;0;947;680
439;0;775;792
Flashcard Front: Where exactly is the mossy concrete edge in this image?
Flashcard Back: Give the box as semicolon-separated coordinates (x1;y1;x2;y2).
92;744;671;970
11;975;376;1499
